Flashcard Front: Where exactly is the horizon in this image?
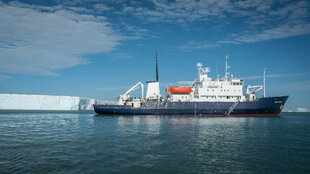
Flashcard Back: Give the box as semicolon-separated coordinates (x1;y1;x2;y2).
0;0;310;112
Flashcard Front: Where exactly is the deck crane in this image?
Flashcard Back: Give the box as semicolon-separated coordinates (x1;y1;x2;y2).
246;85;262;101
117;82;144;105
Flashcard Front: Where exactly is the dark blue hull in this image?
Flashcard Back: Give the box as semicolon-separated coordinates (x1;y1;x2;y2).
94;96;288;116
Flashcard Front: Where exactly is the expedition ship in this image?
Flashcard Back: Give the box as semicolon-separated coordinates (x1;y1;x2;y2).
94;54;288;116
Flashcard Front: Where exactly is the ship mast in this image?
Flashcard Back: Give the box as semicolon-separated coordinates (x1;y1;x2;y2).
225;55;230;81
196;63;202;81
156;52;158;82
263;67;266;97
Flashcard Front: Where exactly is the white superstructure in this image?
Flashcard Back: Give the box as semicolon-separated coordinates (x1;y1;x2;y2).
166;56;262;102
145;81;161;100
191;58;245;102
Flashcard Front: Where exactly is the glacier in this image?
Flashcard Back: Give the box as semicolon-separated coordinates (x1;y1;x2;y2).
0;94;96;110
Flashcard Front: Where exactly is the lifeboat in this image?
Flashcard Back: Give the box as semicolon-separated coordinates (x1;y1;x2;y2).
165;86;193;94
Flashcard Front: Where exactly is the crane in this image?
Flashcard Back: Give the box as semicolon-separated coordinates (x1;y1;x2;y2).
117;82;144;105
246;85;262;95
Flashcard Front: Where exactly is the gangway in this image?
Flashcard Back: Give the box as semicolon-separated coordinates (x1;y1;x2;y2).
225;100;240;116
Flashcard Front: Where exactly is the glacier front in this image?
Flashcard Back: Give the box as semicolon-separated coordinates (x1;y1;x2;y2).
0;94;95;110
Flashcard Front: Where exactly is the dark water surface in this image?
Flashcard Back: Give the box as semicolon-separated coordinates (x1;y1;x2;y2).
0;112;309;174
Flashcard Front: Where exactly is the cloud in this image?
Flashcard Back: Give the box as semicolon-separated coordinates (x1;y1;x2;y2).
0;2;123;75
94;4;114;11
123;0;310;48
178;41;220;50
233;23;310;43
121;0;232;24
97;86;131;91
296;107;310;112
270;80;310;92
243;72;310;80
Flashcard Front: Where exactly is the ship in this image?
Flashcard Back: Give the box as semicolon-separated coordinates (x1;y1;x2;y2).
94;53;288;116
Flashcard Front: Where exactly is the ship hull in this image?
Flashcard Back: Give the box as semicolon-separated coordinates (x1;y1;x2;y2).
94;96;288;116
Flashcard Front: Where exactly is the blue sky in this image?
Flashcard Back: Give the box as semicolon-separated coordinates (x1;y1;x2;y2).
0;0;309;111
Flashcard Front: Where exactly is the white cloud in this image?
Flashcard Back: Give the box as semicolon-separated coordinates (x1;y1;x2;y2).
243;72;310;80
233;23;310;43
270;80;310;92
296;107;310;112
126;0;232;24
0;2;123;75
118;0;310;48
94;4;114;11
178;41;220;50
97;86;131;91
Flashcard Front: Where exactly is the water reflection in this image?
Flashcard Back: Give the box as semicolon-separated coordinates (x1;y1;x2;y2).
1;113;308;174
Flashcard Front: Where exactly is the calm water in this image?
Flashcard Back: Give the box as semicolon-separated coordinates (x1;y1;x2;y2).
0;112;309;174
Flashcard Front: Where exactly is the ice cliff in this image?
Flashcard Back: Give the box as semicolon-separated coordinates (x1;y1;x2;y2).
0;94;95;110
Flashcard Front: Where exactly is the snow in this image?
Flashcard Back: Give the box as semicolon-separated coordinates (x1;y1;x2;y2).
0;94;95;110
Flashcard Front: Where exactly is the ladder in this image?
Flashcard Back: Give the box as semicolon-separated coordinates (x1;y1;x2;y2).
225;100;240;116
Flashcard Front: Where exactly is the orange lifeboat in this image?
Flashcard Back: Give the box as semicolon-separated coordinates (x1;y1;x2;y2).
166;86;193;94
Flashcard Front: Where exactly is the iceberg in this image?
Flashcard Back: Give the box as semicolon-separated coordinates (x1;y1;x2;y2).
0;94;95;110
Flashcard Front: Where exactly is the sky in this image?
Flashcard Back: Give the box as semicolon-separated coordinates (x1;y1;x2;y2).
0;0;309;112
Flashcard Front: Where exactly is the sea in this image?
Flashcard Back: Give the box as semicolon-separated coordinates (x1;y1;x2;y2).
0;111;309;174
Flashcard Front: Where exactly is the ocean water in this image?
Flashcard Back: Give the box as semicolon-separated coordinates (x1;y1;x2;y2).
0;112;309;174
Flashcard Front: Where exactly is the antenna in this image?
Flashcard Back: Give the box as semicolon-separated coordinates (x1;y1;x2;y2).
225;55;229;81
216;61;218;80
196;62;202;80
263;67;266;97
156;51;159;82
